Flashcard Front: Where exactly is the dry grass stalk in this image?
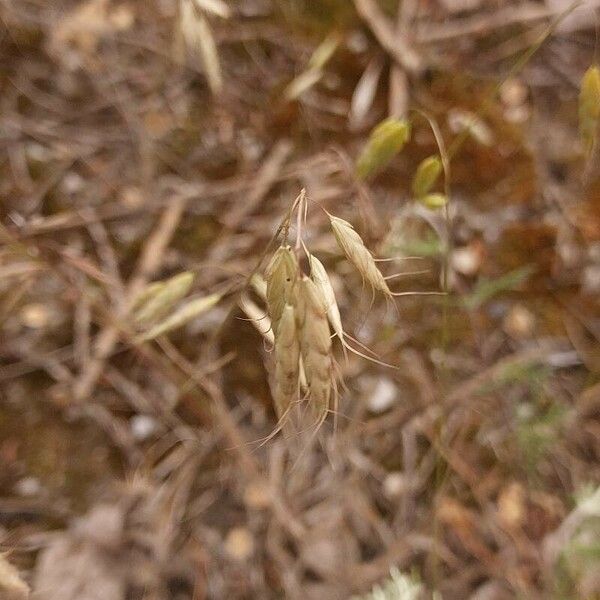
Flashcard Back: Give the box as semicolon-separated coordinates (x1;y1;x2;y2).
265;246;298;336
328;214;392;298
179;0;223;94
273;304;300;419
296;276;333;423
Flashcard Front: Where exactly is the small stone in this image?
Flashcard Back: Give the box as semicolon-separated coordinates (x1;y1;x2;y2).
224;527;254;561
503;304;535;338
367;377;397;414
130;414;159;441
500;78;528;108
243;480;271;510
497;482;525;528
14;476;42;497
452;243;484;276
120;186;144;208
20;303;50;329
383;472;408;498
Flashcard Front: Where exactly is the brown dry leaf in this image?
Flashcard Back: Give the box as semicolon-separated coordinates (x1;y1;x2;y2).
0;554;30;600
437;497;496;566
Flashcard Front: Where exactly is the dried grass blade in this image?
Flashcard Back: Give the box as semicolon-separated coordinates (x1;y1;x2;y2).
180;0;223;94
138;293;221;341
192;0;231;18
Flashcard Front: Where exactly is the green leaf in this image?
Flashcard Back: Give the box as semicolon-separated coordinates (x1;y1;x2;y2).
464;265;535;310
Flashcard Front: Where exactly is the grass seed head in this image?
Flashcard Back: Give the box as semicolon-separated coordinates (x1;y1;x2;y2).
308;253;344;345
297;276;333;422
265;245;298;335
273;303;300;418
356;117;411;179
412;155;442;198
418;193;448;210
329;214;392;297
134;271;195;326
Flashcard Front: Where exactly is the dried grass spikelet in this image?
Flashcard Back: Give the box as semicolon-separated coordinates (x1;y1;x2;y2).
239;293;274;345
134;271;195;326
328;214;392;298
137;293;221;341
296;276;333;423
579;65;600;157
273;304;300;419
265;245;298;335
307;253;344;345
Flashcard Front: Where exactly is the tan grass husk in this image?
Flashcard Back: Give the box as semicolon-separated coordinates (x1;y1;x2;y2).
265;245;298;335
328;214;392;298
134;271;195;326
307;253;344;345
296;276;333;424
273;304;300;419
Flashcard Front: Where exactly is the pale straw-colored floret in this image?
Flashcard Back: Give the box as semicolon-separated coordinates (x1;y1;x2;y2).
308;253;344;345
265;245;298;335
273;304;300;419
328;214;392;297
296;276;333;422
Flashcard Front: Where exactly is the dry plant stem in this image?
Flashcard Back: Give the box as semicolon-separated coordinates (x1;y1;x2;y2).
354;0;423;75
153;338;307;540
223;140;293;228
73;195;188;401
416;0;592;44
